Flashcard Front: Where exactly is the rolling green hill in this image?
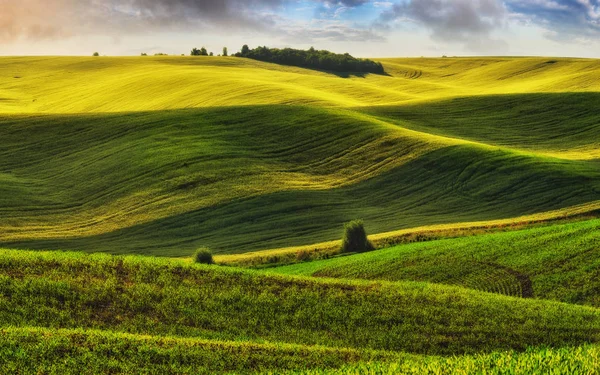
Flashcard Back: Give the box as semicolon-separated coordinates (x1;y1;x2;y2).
272;218;600;306
1;56;600;255
3;55;600;373
2;249;600;373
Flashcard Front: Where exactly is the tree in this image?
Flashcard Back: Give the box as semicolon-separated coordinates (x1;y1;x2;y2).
341;220;374;253
200;47;208;56
241;44;250;56
209;52;214;56
191;48;201;56
223;47;228;57
141;53;147;56
92;52;100;57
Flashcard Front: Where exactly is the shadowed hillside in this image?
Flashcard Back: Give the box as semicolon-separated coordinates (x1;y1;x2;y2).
1;56;599;254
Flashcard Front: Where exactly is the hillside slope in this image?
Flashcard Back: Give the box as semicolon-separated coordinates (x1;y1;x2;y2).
1;56;599;254
273;218;600;306
2;249;600;356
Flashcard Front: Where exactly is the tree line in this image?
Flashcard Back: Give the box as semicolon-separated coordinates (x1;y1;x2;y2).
187;45;384;74
191;47;227;56
234;45;384;74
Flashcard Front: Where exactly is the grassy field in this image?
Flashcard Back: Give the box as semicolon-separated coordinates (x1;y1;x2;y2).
1;56;600;255
272;218;600;306
286;345;600;374
2;55;600;373
1;249;600;373
0;327;399;375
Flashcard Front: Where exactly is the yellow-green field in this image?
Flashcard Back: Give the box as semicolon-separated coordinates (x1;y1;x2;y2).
4;56;600;113
2;55;600;374
1;56;599;255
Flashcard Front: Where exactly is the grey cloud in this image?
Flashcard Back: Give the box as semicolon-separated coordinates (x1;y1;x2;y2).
326;0;371;5
378;0;508;52
0;0;286;42
314;0;371;19
283;21;385;42
506;0;600;41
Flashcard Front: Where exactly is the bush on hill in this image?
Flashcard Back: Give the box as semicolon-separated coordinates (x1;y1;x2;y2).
194;248;214;264
235;45;384;74
341;220;374;253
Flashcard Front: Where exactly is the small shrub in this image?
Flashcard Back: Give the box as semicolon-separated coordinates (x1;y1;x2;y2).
92;52;100;57
341;220;374;253
194;248;214;265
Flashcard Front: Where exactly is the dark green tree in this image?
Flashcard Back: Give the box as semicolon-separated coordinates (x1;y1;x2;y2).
241;44;250;56
341;220;374;253
223;47;228;56
191;48;201;56
194;248;214;265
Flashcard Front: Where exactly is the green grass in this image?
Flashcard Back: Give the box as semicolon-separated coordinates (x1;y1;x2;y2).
286;345;600;374
0;327;398;375
2;249;600;357
6;328;600;375
1;56;600;255
272;218;600;306
0;108;598;255
361;92;600;159
3;56;600;373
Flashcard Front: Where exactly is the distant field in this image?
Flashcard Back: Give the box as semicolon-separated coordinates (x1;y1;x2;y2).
1;56;600;255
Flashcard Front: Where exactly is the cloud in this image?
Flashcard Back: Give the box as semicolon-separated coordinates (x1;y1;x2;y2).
1;0;384;45
378;0;507;52
314;0;372;19
283;19;385;42
0;0;287;42
506;0;600;41
319;0;371;6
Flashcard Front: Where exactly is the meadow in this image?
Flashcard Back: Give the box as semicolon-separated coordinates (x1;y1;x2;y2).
1;56;599;255
1;55;600;373
2;249;600;373
272;218;600;305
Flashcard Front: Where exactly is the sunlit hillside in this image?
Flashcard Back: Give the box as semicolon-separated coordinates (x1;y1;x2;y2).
1;56;599;255
2;55;600;374
2;57;600;113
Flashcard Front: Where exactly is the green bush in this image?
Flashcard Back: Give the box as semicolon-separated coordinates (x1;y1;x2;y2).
341;220;374;253
194;248;214;264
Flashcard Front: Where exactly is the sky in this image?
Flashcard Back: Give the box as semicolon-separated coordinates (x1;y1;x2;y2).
1;0;600;57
